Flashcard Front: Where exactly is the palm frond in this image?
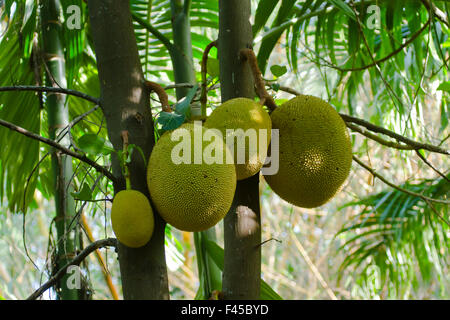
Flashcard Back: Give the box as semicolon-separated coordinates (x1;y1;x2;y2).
336;175;450;298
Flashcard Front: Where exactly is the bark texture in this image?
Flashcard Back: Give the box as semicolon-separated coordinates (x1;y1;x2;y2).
87;0;168;300
218;0;262;300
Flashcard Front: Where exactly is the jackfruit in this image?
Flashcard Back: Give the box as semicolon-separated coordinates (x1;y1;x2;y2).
264;95;352;208
111;190;154;248
147;122;237;232
205;98;272;180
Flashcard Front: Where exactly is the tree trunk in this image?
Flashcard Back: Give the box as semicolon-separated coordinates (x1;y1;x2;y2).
169;0;222;297
170;0;197;100
40;0;80;300
218;0;261;299
87;0;169;300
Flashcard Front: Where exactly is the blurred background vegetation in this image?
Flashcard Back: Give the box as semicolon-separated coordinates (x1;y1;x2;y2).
0;0;449;299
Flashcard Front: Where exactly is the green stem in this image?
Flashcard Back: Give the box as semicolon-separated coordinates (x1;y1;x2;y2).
170;0;197;100
41;0;79;300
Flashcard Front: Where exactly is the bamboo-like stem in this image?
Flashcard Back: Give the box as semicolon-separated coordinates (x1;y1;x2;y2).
41;0;79;300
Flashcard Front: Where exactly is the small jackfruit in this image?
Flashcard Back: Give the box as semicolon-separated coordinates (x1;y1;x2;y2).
111;190;155;248
147;122;236;232
205;98;272;180
264;95;352;208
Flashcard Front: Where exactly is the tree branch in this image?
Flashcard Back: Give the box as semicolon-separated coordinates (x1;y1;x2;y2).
421;0;449;27
80;215;120;300
0;85;100;105
341;114;449;155
0;118;117;182
340;18;431;72
346;122;415;151
271;85;449;155
415;150;450;183
27;238;118;300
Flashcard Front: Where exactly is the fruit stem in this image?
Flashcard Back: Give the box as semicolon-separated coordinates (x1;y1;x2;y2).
239;48;278;111
144;80;171;112
121;130;132;190
200;40;218;119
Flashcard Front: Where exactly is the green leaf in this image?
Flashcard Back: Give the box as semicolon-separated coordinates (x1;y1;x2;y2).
253;0;279;37
70;183;92;201
204;240;283;300
157;112;185;131
271;83;281;92
326;0;356;21
256;0;297;73
127;144;148;167
270;64;287;77
437;81;450;92
77;134;114;156
206;58;220;78
174;84;199;118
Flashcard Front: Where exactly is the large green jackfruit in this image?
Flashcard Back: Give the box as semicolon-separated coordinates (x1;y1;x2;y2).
264;95;352;208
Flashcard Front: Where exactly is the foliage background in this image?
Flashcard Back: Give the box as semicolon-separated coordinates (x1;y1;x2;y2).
0;0;448;299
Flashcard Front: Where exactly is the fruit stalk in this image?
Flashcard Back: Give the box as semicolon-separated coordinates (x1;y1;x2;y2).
200;40;218;118
239;48;278;111
121;131;131;190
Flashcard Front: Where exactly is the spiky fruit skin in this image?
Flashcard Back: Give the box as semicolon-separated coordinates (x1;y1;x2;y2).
264;95;352;208
111;190;154;248
147;123;237;232
204;98;272;180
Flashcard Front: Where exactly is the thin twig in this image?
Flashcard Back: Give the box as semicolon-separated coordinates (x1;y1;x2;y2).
421;0;449;27
346;122;415;150
0;118;116;182
27;238;118;300
0;85;100;105
290;230;337;300
80;214;119;300
423;199;450;228
258;238;282;247
353;156;450;204
164;83;195;90
415;150;450;183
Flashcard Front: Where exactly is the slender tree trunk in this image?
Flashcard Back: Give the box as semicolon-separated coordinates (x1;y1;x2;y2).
87;0;169;300
218;0;261;299
40;0;79;300
170;0;196;100
169;0;222;297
